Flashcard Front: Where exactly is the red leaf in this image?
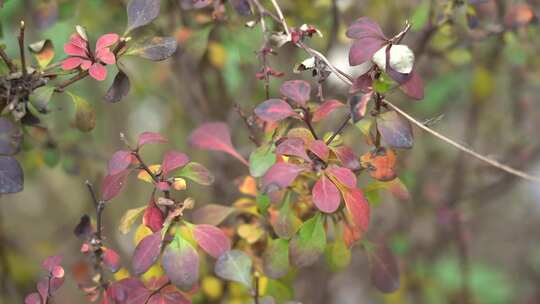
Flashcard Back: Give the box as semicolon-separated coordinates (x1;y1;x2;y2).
312;99;343;122
342;187;370;234
400;69;424;100
369;242;400;293
109;278;150;304
275;138;310;162
346;17;386;40
192;204;235;226
103;247;121;273
254;99;296;123
193;224;231;258
262;162;304;193
308;140;329;162
101;170;130;201
138;132;168;148
157;181;170;191
42;255;63;273
349;38;386;66
143;201;164;232
161;150;189;176
312;175;341;213
132;232;162;276
332;146;361;171
108;150;134;175
279;80;311;106
188;122;248;166
326;165;356;188
25;293;41;304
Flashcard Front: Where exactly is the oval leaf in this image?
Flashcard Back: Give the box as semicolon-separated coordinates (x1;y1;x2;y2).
126;0;161;33
126;36;177;61
261;162;304;193
289;213;326;267
0;156;23;194
249;144;276;178
312;175;341;213
132;231;162;275
189;122;247;165
275;138;310;162
193;224;231;258
108;150;134;175
104;69;130;103
312;99;344;122
263;238;290;279
369;242;400;293
68;93;96;132
377;111;413;149
177;162;215;185
162;232;200;291
0;117;22;155
254;99;296;123
280;80;311;106
162;150;189;176
214;250;252;288
192;204;235;226
101;170;130;201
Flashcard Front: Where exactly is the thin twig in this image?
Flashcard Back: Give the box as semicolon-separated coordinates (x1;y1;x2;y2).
18;21;27;77
269;0;290;36
302;107;319;140
326;113;350;145
383;100;540;184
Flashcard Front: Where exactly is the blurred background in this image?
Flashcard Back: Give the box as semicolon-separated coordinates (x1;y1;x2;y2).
2;0;540;303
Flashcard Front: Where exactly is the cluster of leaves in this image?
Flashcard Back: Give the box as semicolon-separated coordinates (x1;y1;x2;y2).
0;0;177;194
24;255;65;304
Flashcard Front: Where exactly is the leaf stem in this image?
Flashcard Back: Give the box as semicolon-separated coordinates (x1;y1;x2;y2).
17;21;27;77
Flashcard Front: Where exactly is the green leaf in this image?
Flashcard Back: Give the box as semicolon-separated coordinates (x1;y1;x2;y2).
29;85;55;113
67;92;96;132
263;238;289;279
411;0;430;31
249;144;276;177
325;235;351;272
177;162;215;185
214;250;252;288
256;194;270;215
289;213;326;267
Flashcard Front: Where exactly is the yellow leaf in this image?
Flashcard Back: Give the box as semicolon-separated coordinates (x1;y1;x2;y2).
172;177;187;190
118;206;146;234
238;176;257;196
133;224;152;245
237;223;265;244
137;164;161;183
233;198;258;216
208;42;227;69
141;263;164;282
202;276;223;300
113;268;130;281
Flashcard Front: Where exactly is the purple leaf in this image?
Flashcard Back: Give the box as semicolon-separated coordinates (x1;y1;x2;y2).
161;150;189;176
346;17;386;40
350;73;373;94
332;146;361;171
188;122;248;166
101;170;130;201
126;0;161;33
262;162;304;193
132;231;162;275
349;38;386;66
377;111;414;149
230;0;252;16
109;278;150;304
74;215;93;239
312;99;344;122
42;255;63;273
104;69;130;103
312;175;341;213
143;201;164;233
275;138;310;162
108;150;134;175
162;232;200;291
137;132;168;148
254;99;297;123
349;92;373;123
369;242;400;293
400;69;424;100
0;117;22;155
193;224;231;258
0;156;23;194
280;80;311;106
